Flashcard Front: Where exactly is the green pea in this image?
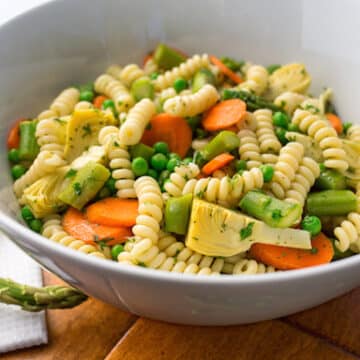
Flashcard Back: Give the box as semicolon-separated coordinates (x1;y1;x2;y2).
182;157;193;165
167;158;180;172
343;122;353;135
266;64;281;74
153;141;169;155
147;168;159;180
260;164;274;182
11;164;26;180
301;215;322;237
287;123;300;132
29;219;42;233
21;206;34;223
173;78;187;93
159;170;170;184
151;153;168;171
79;90;94;102
131;157;149;176
111;244;124;260
150;72;159;80
275;127;288;145
8;148;20;163
273;112;289;129
319;163;326;172
169;153;181;161
105;177;117;194
102;99;117;114
235;160;247;172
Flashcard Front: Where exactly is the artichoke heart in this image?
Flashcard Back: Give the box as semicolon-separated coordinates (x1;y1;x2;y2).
269;63;311;99
341;139;360;187
185;199;311;257
64;108;116;162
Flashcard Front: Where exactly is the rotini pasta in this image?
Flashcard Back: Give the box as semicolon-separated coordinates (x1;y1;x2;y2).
118;64;145;87
237;129;262;169
238;65;268;95
154;54;210;90
222;258;276;275
347;125;360;142
334;212;360;253
274;92;307;115
292;109;348;171
163;84;219;117
118;98;156;145
94;74;134;112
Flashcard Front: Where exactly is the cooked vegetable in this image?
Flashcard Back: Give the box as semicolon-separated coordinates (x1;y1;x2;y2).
153;141;170;155
130;143;155;162
250;232;334;270
202;153;234;176
8;148;20;163
79;90;94;102
173;78;188;93
7;118;24;149
196;130;239;166
64;108;116;162
153;43;187;70
93;95;108;109
268;63;311;98
11;164;26;180
185;199;311;257
202;99;246;131
192;68;216;93
209;55;243;84
18;120;40;161
275;127;288;145
272;112;289;129
58;162;110;210
222;89;282;112
131;157;149;176
102;99;117;114
150;153;168;171
165;193;193;235
0;278;87;311
315;169;347;190
306;190;357;216
326;113;343;134
220;57;244;72
239;190;302;228
141;113;192;158
301;215;322;237
259;165;274;182
111;244;124;260
86;198;138;227
63;207;131;244
131;76;155;101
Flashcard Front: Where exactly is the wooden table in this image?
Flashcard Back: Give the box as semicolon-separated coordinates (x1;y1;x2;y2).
3;271;359;360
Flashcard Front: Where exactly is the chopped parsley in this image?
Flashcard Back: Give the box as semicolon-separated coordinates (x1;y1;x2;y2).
54;117;67;124
220;222;228;233
310;247;318;255
272;209;282;220
65;169;77;178
73;182;82;196
240;222;255;240
82;123;92;137
138;262;147;268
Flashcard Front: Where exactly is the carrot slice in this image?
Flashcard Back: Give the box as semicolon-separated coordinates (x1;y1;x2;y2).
141;113;192;158
326;113;343;134
209;55;243;84
202;99;247;132
86;198;138;227
202;153;234;176
250;232;334;270
7;118;25;149
63;207;132;244
93;95;108;109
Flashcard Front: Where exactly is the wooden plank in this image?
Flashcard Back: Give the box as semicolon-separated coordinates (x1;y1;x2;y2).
287;287;360;356
2;271;137;360
106;318;357;360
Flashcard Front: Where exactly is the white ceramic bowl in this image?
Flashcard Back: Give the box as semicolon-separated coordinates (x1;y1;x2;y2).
0;0;359;325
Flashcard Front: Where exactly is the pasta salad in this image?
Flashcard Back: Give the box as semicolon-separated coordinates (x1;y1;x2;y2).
7;44;360;276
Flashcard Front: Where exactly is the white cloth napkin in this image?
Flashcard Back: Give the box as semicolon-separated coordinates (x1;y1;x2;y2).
0;232;48;353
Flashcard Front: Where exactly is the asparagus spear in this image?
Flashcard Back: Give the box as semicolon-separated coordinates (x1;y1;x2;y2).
0;278;87;312
222;88;282;112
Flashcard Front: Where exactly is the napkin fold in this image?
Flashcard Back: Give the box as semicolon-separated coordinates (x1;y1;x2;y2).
0;231;48;353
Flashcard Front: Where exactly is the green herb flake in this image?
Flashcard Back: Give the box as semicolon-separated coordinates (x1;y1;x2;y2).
138;262;147;267
310;247;318;255
65;169;77;178
73;182;82;196
82;123;92;137
240;222;255;240
272;209;282;220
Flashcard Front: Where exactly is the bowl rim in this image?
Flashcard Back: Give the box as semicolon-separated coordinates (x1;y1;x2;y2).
1;210;359;285
0;0;359;286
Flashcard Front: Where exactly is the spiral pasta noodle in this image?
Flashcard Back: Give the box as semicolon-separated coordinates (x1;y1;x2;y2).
98;126;136;198
238;65;268;95
347;125;360;143
74;101;93;110
164;163;200;197
118;98;156;145
254;109;282;155
285;157;320;206
118;64;145;87
143;58;158;75
94;74;134;112
274;91;307;115
237;129;262;169
106;64;122;79
269;142;304;199
163;84;219;117
292;109;348;171
13;150;67;198
222;258;276;275
42;215;107;258
154;54;210;90
182;168;263;207
37;87;80;120
334;212;360;253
